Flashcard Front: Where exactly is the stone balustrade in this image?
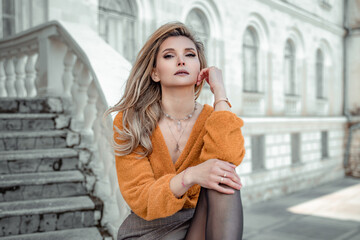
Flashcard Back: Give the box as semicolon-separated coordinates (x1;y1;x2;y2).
242;91;265;115
0;21;131;238
316;97;329;115
284;94;301;115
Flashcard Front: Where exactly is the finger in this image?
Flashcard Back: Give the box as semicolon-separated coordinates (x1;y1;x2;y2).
198;68;208;81
219;163;236;175
219;164;240;182
222;177;242;190
212;183;235;194
222;171;240;184
227;162;237;168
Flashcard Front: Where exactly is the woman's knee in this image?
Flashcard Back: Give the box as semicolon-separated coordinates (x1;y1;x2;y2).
206;185;242;203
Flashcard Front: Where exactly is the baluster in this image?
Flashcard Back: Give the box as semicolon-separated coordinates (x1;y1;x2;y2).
25;53;38;97
63;50;76;99
72;66;92;130
71;59;83;102
0;59;6;97
5;57;16;97
15;54;27;97
34;53;40;96
83;81;98;144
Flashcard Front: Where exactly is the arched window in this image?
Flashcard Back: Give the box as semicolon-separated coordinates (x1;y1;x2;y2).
185;9;210;58
243;27;259;92
284;39;296;95
99;0;137;63
2;0;15;37
316;49;324;99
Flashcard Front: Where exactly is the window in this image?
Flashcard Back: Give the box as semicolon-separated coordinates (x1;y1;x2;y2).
2;0;15;37
243;27;259;92
316;49;325;99
185;8;212;104
98;0;137;63
321;131;329;159
251;135;265;171
284;40;296;96
185;9;210;58
291;133;301;164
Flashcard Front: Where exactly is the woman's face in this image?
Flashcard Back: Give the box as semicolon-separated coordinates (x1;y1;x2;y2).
152;36;200;88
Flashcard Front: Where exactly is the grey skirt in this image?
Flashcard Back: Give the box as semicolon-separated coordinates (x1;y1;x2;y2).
117;208;195;240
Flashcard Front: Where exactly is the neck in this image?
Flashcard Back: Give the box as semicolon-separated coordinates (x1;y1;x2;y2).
161;86;196;119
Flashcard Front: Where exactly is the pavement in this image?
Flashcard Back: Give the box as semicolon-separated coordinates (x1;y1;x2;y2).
243;177;360;240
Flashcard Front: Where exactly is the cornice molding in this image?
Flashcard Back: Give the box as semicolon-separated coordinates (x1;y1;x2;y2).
258;0;345;36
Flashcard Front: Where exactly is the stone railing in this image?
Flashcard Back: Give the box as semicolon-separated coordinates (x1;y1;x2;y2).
242;91;265;115
284;94;301;115
0;21;132;238
316;97;329;115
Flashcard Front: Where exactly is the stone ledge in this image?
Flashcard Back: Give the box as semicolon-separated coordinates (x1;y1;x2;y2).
0;227;103;240
0;148;78;161
0;113;57;119
0;97;63;114
0;196;95;218
0;130;68;138
0;170;84;188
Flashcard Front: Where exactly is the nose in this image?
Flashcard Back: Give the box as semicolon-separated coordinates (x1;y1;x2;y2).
177;56;185;66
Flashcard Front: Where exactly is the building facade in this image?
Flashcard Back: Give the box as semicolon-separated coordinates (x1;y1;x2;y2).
1;0;359;225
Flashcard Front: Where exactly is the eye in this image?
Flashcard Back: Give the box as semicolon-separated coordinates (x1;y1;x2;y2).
164;54;173;59
186;53;196;57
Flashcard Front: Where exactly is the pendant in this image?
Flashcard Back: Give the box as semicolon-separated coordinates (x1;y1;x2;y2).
175;143;180;152
177;121;181;132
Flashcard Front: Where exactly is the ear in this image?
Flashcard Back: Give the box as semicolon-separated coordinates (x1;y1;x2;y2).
151;68;160;82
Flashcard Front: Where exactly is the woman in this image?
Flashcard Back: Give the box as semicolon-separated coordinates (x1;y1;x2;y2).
105;22;245;239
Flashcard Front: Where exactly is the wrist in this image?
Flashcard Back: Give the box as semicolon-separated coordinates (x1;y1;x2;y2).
214;86;226;99
183;167;194;187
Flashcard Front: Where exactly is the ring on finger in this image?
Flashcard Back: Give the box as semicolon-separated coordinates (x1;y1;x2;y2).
223;172;227;178
220;177;224;184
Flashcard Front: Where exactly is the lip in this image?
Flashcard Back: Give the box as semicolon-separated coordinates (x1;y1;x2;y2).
174;69;189;75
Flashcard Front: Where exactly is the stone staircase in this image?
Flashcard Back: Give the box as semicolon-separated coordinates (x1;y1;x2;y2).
0;97;109;239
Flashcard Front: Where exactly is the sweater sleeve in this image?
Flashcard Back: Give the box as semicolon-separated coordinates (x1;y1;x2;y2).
113;112;188;221
199;110;245;166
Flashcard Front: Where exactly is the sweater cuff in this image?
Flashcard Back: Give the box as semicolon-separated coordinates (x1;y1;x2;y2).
161;174;189;213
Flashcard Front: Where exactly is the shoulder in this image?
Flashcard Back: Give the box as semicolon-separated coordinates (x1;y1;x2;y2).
202;103;214;117
113;111;124;130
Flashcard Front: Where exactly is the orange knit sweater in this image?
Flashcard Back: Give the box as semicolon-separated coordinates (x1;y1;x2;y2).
113;104;245;221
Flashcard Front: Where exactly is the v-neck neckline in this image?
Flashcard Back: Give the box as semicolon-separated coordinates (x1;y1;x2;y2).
155;104;210;170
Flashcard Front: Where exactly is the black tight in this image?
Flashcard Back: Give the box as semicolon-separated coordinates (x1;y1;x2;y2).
185;185;244;240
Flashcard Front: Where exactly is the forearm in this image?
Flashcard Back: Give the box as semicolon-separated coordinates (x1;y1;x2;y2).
170;167;194;198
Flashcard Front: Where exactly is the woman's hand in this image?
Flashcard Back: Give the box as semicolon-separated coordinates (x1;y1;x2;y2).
196;66;226;97
186;159;242;194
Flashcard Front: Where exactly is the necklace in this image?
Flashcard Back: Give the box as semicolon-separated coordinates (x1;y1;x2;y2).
163;102;197;132
162;102;197;153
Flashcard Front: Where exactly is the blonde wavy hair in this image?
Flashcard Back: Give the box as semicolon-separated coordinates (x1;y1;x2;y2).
104;22;207;158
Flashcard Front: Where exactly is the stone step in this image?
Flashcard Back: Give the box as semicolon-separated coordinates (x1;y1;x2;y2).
0;113;56;131
0;113;70;131
0;227;103;240
0;97;63;114
0;171;86;202
0;130;71;151
0;148;79;175
0;196;102;237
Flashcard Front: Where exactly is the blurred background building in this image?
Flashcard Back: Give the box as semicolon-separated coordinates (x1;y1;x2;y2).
0;0;359;239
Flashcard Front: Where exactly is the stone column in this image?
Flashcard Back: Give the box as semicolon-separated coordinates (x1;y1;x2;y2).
346;0;360;114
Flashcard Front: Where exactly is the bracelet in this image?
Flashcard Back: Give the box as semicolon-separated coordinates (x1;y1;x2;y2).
213;97;232;108
181;168;189;188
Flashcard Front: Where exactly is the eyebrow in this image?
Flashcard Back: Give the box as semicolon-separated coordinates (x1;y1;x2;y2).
162;48;196;53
